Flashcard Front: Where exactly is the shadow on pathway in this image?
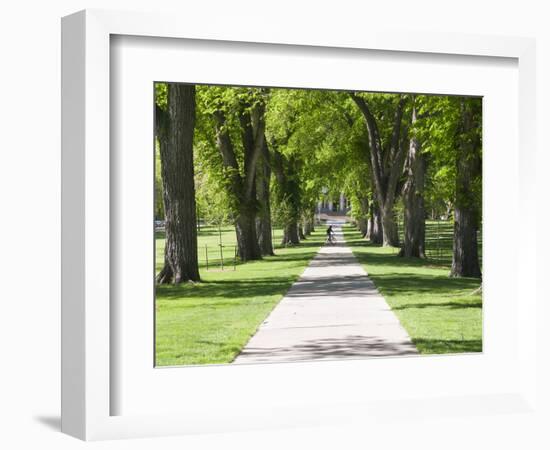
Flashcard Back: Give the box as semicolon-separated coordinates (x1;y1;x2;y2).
233;226;418;364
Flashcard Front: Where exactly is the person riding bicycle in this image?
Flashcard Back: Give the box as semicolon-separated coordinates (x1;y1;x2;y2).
326;225;335;244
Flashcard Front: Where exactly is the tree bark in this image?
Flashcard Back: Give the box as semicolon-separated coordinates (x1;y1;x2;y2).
357;217;368;236
282;222;300;246
236;202;262;261
400;104;426;258
356;195;369;237
366;202;383;245
303;216;313;235
155;84;200;284
450;99;482;278
298;223;306;240
255;139;274;256
349;93;407;247
380;204;398;245
365;206;373;240
302;209;316;236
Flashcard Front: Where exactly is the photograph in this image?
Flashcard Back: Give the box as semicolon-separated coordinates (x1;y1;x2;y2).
154;82;483;367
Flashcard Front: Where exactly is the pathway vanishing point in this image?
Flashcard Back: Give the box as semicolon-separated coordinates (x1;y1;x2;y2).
233;224;418;364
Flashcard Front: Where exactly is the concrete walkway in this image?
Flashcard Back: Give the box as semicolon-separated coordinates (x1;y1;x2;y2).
233;225;418;364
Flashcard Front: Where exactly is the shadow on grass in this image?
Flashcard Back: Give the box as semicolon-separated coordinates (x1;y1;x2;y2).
371;273;481;295
273;240;325;251
272;253;354;267
195;340;243;353
346;224;481;269
392;300;482;310
413;338;482;354
157;276;300;301
196;228;234;237
347;234;481;275
347;242;431;267
192;246;323;271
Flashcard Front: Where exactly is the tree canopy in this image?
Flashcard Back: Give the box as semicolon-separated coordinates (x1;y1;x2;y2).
154;83;482;282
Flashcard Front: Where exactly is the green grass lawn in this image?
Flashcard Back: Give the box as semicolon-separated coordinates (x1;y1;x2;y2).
155;226;325;366
344;225;482;355
155;225;289;271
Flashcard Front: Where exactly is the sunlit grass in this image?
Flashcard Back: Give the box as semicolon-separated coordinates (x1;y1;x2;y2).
344;225;482;354
155;227;325;366
156;222;483;366
155;225;288;272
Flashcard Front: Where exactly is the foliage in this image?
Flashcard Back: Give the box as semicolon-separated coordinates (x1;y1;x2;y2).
414;95;483;219
155;83;482;232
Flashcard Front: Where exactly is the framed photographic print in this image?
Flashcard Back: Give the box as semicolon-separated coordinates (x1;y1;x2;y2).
62;9;538;441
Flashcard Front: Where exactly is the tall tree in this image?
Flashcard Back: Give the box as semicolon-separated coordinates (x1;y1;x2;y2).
400;102;426;258
272;149;301;245
451;98;482;277
255;138;274;255
213;93;266;261
415;95;482;277
155;83;200;283
350;93;407;246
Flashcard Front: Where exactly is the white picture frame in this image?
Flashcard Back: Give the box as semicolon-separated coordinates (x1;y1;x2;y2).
61;9;538;441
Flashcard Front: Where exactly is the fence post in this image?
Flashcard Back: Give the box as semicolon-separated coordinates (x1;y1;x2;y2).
218;223;224;270
397;214;401;250
437;218;441;262
197;205;200;232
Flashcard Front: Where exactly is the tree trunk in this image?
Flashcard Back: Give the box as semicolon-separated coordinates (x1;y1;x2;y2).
367;202;383;245
236;203;262;261
282;222;300;246
298;223;306;240
380;204;399;246
272;149;302;245
357;218;368;236
349;94;407;247
365;210;373;240
303;216;313;235
451;207;481;277
155;83;200;284
357;195;369;237
255;139;274;256
255;213;274;256
450;99;482;278
400;104;426;258
372;209;383;245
